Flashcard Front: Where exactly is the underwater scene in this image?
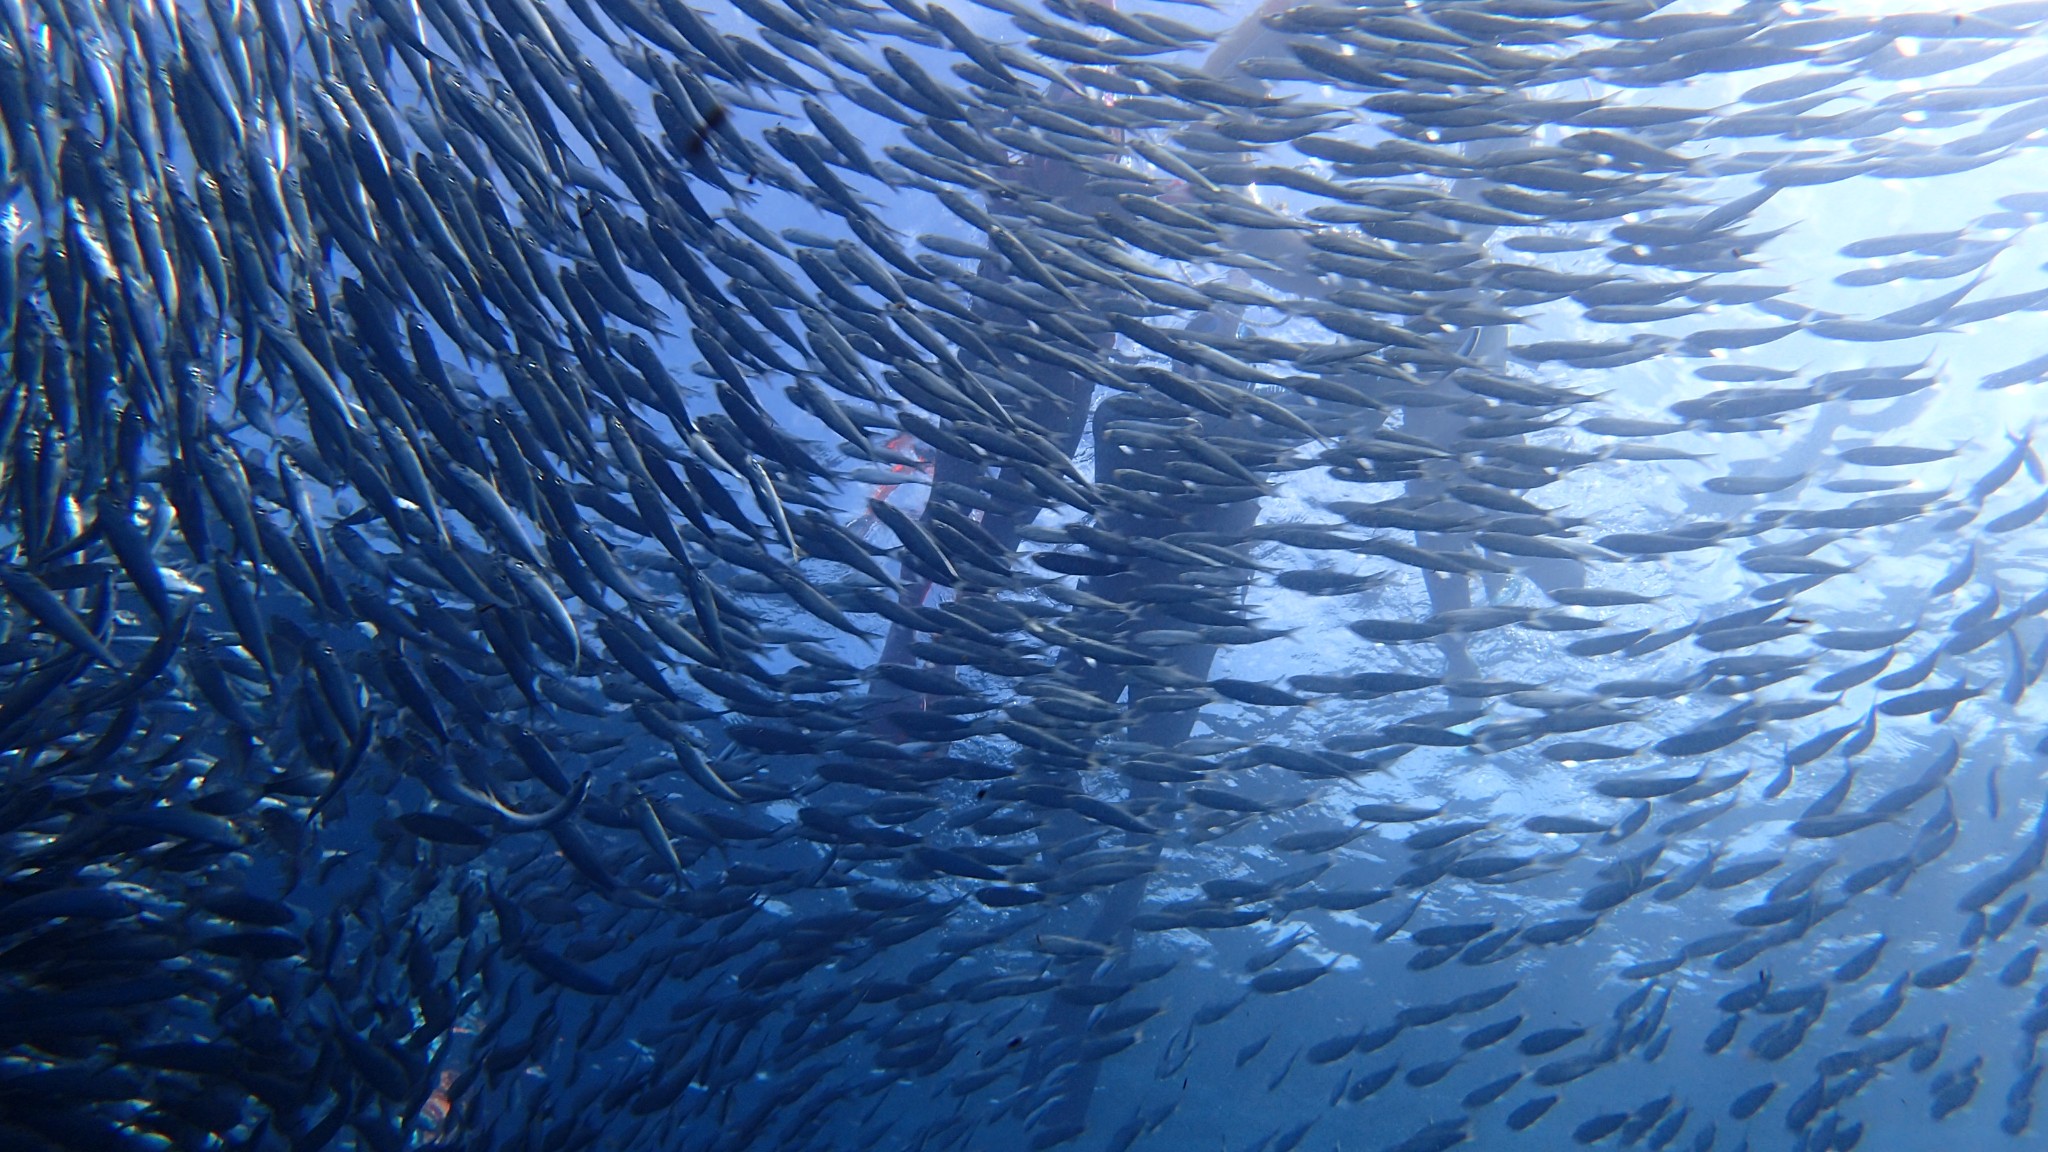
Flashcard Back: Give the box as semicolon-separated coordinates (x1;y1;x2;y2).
9;0;2048;1149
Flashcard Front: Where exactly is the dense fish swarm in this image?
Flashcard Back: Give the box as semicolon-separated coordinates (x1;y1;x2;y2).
10;0;2048;1148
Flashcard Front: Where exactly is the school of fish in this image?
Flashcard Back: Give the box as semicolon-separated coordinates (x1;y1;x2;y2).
8;0;2048;1148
